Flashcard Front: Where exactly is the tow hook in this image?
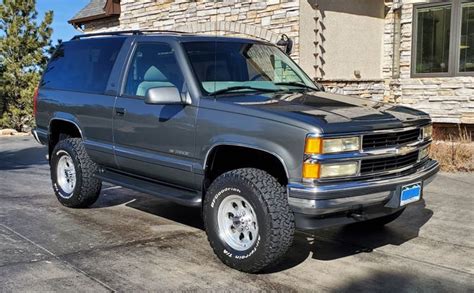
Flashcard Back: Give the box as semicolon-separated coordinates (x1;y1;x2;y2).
348;211;367;221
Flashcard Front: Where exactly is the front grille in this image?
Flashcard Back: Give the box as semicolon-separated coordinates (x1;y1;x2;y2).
360;151;419;174
363;129;421;149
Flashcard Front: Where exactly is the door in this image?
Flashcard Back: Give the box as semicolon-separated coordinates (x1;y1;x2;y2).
113;42;197;189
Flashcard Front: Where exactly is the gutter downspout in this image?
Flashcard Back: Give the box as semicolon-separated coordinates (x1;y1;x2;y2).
392;0;402;79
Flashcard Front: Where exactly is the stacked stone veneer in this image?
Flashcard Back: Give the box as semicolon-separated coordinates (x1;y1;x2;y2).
84;0;301;62
320;80;385;101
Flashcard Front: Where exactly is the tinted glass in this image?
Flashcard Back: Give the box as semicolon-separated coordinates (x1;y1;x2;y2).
41;38;124;93
183;41;315;95
460;2;474;72
415;5;451;73
124;43;184;97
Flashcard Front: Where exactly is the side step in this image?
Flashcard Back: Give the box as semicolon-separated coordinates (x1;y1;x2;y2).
95;169;202;207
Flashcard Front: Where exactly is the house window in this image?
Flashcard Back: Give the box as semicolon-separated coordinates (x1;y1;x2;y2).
460;2;474;72
413;0;474;77
415;5;451;74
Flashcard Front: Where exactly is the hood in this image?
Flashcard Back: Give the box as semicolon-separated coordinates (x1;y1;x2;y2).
218;91;431;133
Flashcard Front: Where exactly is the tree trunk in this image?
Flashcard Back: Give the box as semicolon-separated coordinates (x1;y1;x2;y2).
1;96;7;115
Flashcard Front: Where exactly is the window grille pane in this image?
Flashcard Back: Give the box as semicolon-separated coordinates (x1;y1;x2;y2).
460;2;474;72
415;5;452;73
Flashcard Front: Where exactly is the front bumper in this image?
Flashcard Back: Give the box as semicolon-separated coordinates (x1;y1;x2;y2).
31;128;48;145
287;159;439;229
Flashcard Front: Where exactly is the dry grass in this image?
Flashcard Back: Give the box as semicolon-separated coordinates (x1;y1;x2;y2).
430;126;474;172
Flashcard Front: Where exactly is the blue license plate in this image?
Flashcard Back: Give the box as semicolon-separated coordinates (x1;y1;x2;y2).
400;182;422;206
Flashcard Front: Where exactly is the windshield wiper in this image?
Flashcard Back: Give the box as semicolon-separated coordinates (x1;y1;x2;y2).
274;82;319;91
209;86;280;96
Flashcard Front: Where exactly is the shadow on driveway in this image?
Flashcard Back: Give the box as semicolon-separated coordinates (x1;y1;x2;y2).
0;144;48;170
91;186;433;274
0;136;434;275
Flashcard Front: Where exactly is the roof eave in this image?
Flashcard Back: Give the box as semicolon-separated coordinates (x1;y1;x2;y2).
69;0;120;26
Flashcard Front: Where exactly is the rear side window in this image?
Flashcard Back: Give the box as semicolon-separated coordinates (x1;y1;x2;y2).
41;38;125;94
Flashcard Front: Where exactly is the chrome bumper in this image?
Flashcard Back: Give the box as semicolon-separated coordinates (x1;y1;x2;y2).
31;129;41;143
31;128;48;145
288;159;439;215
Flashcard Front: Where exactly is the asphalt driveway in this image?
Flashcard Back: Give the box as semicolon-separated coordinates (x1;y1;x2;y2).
1;136;473;292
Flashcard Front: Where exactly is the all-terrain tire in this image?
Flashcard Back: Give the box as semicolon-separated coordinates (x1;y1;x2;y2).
203;168;295;273
50;138;101;208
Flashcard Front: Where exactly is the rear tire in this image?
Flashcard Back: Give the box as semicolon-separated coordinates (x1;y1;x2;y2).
50;138;101;208
203;168;295;273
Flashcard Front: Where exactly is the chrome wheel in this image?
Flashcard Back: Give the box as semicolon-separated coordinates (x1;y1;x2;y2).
56;151;76;197
217;194;259;251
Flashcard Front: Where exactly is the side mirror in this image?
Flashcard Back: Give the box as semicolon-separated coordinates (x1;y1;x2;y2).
276;34;293;55
144;86;182;105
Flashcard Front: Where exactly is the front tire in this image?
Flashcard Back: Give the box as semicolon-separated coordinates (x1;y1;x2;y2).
203;168;295;273
50;138;101;208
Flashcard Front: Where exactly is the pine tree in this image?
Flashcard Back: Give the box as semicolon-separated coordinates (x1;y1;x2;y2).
0;0;53;131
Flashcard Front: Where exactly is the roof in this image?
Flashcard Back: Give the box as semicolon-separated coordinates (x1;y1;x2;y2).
69;30;271;44
69;0;120;25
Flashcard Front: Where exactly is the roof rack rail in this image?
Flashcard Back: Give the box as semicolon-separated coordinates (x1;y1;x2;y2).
71;30;188;40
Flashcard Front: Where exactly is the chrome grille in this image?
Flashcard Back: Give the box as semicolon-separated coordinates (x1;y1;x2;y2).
362;129;421;149
360;151;419;174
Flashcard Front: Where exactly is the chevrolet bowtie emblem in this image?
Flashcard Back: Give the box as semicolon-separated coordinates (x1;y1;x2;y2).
397;146;415;155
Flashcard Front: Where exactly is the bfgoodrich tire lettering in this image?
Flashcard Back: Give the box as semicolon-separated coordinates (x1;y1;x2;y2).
50;138;101;208
203;168;295;273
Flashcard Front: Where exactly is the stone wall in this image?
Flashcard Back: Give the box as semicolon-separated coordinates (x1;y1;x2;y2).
84;17;120;32
397;77;474;123
320;80;386;101
84;0;301;62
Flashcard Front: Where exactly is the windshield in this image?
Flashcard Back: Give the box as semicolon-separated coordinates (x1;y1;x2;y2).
183;41;317;96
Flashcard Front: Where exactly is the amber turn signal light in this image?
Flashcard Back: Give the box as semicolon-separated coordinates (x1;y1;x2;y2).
304;137;322;154
302;162;320;179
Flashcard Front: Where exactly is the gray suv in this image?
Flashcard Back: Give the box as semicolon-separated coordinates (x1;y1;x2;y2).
33;31;439;273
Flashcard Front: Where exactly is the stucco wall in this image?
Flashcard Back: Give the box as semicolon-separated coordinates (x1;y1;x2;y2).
316;0;385;80
298;0;317;78
299;0;387;102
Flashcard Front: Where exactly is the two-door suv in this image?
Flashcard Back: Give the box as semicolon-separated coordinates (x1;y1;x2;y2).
33;31;439;272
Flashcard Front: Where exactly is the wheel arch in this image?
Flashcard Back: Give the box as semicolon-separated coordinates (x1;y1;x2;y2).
203;143;290;189
48;117;83;157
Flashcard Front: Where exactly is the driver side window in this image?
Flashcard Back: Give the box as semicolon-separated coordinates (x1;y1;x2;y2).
124;43;184;97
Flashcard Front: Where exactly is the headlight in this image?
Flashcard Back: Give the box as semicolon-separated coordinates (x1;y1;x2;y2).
320;162;359;178
418;146;430;161
422;125;433;140
305;136;360;154
302;161;359;179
